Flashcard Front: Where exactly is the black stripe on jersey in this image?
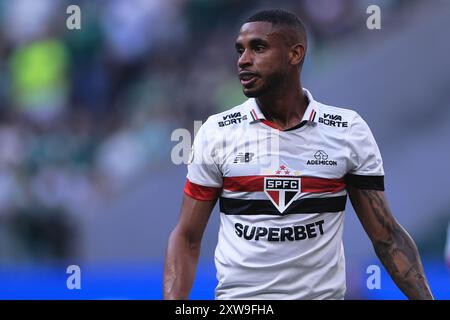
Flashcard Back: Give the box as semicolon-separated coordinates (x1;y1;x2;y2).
219;196;347;215
284;120;307;131
345;174;385;191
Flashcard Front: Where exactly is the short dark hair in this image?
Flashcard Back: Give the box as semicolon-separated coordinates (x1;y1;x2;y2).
246;9;307;45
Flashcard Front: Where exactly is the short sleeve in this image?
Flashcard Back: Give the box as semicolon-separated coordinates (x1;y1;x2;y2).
345;113;385;190
185;119;223;200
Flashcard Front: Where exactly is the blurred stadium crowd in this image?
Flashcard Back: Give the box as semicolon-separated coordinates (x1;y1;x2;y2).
0;0;424;264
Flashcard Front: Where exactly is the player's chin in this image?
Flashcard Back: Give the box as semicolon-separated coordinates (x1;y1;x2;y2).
242;86;264;98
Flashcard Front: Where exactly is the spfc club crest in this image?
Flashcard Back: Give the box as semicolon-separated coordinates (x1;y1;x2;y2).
264;176;301;214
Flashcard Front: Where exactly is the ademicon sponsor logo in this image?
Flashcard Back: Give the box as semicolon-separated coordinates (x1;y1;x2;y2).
307;150;338;166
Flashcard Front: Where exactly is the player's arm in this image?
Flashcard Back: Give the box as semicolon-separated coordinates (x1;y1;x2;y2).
163;193;217;299
348;187;434;300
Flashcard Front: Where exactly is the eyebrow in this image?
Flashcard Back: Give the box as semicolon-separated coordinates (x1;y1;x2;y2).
235;37;269;49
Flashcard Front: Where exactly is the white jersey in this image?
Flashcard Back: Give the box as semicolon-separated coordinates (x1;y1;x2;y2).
184;88;384;300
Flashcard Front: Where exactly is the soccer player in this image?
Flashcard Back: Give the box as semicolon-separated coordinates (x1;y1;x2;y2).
163;9;433;300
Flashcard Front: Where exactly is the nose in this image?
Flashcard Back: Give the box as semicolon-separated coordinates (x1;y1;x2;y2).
238;49;252;69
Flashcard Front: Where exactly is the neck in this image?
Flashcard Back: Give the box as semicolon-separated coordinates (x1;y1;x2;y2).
256;76;308;130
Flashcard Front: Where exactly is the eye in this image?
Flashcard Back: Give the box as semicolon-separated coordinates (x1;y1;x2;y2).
236;48;244;56
254;45;266;53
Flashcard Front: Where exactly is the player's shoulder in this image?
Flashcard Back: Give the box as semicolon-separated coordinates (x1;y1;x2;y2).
202;100;250;130
316;101;359;120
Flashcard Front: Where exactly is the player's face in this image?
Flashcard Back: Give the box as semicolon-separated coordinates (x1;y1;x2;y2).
235;22;290;97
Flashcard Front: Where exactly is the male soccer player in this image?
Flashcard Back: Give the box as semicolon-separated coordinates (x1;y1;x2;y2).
163;9;433;300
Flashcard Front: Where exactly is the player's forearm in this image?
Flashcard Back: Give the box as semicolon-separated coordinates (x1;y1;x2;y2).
163;230;201;299
372;224;434;300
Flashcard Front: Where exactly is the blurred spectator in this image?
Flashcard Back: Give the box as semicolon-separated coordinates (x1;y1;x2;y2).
101;0;187;63
2;0;59;46
9;38;69;124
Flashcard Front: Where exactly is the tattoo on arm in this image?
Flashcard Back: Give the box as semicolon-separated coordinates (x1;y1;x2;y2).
359;190;434;300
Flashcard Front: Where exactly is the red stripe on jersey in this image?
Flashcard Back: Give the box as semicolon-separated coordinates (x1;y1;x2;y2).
261;119;280;129
309;109;316;122
184;179;221;201
223;175;345;193
251;109;259;120
302;176;345;193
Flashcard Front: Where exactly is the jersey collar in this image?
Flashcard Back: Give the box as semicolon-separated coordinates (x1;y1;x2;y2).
247;88;319;125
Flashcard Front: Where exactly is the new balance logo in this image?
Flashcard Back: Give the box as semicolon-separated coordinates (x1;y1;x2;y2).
318;113;348;127
218;112;248;127
233;152;254;163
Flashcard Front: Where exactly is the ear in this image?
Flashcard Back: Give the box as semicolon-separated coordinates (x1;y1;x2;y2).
289;43;305;66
